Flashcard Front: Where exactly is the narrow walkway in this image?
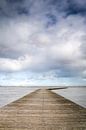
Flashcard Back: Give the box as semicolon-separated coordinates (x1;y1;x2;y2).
0;89;86;130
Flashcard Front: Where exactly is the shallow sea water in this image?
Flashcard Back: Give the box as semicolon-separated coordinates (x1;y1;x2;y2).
53;87;86;108
0;86;36;108
0;86;86;108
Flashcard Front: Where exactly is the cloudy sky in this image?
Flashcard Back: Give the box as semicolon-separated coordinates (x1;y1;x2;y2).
0;0;86;86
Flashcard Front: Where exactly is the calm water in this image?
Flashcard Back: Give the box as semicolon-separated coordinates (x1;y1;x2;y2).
0;86;86;108
0;86;36;108
53;87;86;108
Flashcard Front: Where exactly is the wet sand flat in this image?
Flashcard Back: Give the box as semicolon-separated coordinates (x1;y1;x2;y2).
0;89;86;130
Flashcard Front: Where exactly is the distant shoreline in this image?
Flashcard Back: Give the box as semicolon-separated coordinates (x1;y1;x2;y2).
0;85;86;87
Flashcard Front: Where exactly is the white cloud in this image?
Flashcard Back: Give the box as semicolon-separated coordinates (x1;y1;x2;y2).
0;14;86;77
0;0;86;87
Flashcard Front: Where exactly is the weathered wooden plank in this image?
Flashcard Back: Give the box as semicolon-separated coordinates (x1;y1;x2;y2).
0;89;86;130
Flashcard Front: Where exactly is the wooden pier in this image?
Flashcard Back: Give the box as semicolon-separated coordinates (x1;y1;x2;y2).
0;89;86;130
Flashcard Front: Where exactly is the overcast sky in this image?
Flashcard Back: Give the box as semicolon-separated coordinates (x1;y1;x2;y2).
0;0;86;86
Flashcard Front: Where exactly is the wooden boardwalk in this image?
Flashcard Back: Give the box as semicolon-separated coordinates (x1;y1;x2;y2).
0;89;86;130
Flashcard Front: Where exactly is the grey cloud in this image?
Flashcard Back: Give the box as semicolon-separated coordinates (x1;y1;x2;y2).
80;36;86;58
0;0;86;17
0;0;86;81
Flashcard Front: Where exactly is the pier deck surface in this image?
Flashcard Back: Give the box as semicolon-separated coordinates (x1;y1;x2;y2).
0;89;86;130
